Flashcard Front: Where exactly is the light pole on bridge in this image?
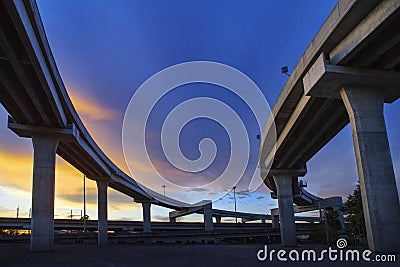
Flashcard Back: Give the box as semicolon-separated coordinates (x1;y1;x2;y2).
233;186;237;223
83;174;86;234
162;185;166;196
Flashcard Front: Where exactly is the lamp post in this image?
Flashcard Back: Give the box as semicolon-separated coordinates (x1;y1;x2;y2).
83;174;86;234
162;185;166;196
233;186;237;223
281;66;290;76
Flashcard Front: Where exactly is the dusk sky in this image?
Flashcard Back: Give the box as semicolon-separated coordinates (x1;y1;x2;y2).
0;0;399;222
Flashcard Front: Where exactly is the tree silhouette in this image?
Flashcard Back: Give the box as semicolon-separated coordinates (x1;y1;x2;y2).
344;184;366;238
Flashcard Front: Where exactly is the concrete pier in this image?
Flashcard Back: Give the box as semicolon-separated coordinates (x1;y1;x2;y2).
203;203;213;232
341;86;400;252
96;180;108;245
30;135;58;251
142;202;151;233
273;174;296;247
334;206;345;234
271;215;279;229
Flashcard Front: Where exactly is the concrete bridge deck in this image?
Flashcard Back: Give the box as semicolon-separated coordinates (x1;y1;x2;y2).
259;0;400;251
1;0;399;254
0;0;221;250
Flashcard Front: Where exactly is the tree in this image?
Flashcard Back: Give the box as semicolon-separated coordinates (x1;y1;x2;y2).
325;208;341;243
309;207;341;244
344;184;366;238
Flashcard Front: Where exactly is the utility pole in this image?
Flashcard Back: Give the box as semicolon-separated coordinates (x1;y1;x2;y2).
83;174;87;234
162;185;166;196
324;208;330;245
233;186;237;223
16;205;19;218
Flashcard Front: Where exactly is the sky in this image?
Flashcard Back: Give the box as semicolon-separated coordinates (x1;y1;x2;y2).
0;0;399;222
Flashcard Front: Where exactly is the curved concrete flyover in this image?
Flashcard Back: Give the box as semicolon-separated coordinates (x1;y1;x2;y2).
0;0;241;251
259;0;400;252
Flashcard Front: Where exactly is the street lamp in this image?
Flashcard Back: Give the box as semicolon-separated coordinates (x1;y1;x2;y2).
233;186;237;223
83;174;86;234
162;185;166;196
281;66;290;76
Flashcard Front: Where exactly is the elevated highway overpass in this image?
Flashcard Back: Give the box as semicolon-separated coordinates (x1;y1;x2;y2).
259;0;400;252
0;0;319;252
0;0;194;209
2;0;399;254
0;0;249;251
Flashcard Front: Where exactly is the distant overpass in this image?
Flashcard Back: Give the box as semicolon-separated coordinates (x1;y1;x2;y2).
168;207;319;224
259;0;400;252
0;217;318;232
0;218;317;246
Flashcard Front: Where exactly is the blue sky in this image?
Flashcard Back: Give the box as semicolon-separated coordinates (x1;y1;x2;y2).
0;0;399;221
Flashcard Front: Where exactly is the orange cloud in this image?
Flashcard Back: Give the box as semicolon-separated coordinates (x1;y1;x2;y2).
0;148;140;216
0;150;32;192
68;90;118;121
66;88;131;174
0;90;170;219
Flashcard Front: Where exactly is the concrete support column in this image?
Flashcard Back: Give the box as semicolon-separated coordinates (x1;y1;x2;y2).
273;175;296;247
142;202;151;233
334;207;346;234
261;218;266;224
340;86;400;252
30;135;58;251
96;180;108;245
203;203;213;232
169;217;176;223
272;215;280;229
215;216;221;224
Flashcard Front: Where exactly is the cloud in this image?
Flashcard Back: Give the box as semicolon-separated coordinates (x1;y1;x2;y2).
57;192;97;205
66;88;131;176
234;191;252;199
126;158;154;175
0;148;133;214
236;191;251;197
153;214;169;221
189;188;208;192
68;90;119;121
0;150;32;192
